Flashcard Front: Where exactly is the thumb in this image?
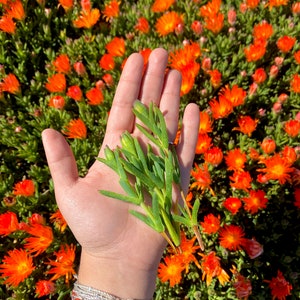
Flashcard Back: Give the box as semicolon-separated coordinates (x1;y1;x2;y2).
42;128;78;193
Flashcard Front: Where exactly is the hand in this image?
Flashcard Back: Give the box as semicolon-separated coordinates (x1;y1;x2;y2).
42;48;199;299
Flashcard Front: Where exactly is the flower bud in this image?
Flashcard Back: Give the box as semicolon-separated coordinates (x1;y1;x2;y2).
191;20;202;35
227;9;236;25
73;62;86;76
269;65;279;77
242;238;263;259
278;93;288;103
261;138;276;154
272;101;282;113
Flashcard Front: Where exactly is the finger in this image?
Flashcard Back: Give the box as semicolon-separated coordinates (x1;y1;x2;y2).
159;69;181;142
42;129;78;192
176;103;200;193
104;52;144;137
139;48;168;107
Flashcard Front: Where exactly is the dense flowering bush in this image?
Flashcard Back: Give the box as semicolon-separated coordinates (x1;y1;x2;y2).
0;0;299;299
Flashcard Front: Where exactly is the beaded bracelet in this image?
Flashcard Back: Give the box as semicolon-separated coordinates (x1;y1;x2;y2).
71;282;152;300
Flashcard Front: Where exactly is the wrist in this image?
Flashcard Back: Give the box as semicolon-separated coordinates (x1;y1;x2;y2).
77;249;158;299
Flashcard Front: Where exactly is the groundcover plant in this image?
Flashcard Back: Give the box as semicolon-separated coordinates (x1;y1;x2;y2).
0;0;299;299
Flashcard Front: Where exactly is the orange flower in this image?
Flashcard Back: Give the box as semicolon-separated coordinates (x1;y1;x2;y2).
219;84;246;107
199;251;229;286
276;36;296;53
49;95;65;109
246;0;260;9
261;138;276;154
35;280;55;298
151;0;175;12
225;148;247;171
5;0;25;20
0;73;20;94
284;119;300;137
102;73;113;86
199;0;221;18
253;21;273;40
157;255;185;287
207;69;222;87
230;170;252;191
209;97;233;119
219;224;246;251
199;111;213;134
190;163;214;195
0;16;16;34
13;179;35;197
257;154;294;184
102;0;120;21
73;8;100;28
195;133;212;154
242;190;268;214
294;50;300;64
53;54;71;74
45;73;66;93
134;17;150;33
99;53;115;70
86;87;104;105
155;11;184;36
265;270;292;299
58;0;73;11
252;67;267;84
204;146;223;166
180;71;196;95
233;115;258;136
291;74;300;93
267;0;289;9
67;85;83;101
0;211;19;236
47;244;76;283
106;37;125;57
0;248;35;287
24;223;53;256
244;40;266;62
249;147;260;161
200;213;220;234
63;119;87;139
50;210;68;233
204;12;224;34
223;197;242;215
281;146;297;165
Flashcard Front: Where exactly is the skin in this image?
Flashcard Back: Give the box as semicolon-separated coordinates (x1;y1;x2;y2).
42;48;200;299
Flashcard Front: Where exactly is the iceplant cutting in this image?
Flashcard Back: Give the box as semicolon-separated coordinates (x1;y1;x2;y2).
99;101;204;251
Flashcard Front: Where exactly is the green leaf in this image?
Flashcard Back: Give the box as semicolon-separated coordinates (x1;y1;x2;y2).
99;190;140;205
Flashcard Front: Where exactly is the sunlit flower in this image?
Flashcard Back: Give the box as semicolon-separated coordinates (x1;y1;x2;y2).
253;21;273;40
5;0;25;20
195;133;212;154
53;54;71;74
225;148;247;171
276;36;296;53
0;16;16;34
73;8;100;28
199;251;229;286
281;146;297;165
230;171;252;191
242;190;268;214
209;97;233;119
261;138;276;154
190;163;214;195
102;0;120;21
233;115;258;137
199;111;213;134
63;118;87;139
45;73;66;93
67;85;83;101
134;17;150;33
24;223;53;256
204;147;223;166
291;74;300;93
223;197;242;215
219;84;246;107
219;224;246;251
0;211;19;236
86;87;104;105
200;213;220;234
47;244;76;283
0;249;35;287
294;50;300;64
242;238;263;259
106;37;125;57
257;154;294;184
265;270;292;299
252;68;267;84
151;0;175;12
199;0;221;18
246;0;260;9
13;179;35;197
0;73;20;94
50;210;68;233
284;119;300;137
99;53;115;70
35;280;55;298
244;40;266;62
207;69;222;87
155;11;184;36
58;0;73;11
204;12;224;34
158;255;185;287
267;0;289;9
49;95;65;109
